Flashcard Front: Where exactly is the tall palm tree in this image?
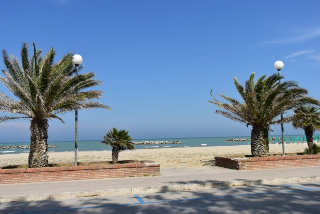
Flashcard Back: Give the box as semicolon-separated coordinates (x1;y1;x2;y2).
292;106;320;153
209;73;318;157
101;128;134;163
0;43;110;168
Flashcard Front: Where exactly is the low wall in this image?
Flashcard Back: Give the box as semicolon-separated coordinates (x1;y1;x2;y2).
0;161;160;184
215;155;320;170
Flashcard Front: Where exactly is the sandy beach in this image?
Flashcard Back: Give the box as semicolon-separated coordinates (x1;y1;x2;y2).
0;144;309;168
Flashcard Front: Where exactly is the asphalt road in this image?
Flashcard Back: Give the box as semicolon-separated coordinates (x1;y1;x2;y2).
1;182;319;214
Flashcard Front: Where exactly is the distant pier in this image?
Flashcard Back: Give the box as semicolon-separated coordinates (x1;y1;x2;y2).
0;145;58;150
132;141;182;145
226;138;248;142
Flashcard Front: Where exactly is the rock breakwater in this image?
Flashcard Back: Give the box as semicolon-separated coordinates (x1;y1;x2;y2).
226;138;248;142
0;145;58;150
132;141;182;145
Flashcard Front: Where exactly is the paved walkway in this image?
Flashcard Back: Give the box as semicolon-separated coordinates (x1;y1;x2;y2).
1;166;320;202
2;182;320;214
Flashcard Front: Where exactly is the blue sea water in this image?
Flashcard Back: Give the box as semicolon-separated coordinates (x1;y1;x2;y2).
0;135;313;155
0;137;250;155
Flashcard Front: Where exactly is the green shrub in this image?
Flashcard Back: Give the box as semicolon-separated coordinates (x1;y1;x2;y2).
304;144;320;155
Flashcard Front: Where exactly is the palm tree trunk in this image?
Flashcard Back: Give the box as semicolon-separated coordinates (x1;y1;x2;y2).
263;127;270;153
251;125;268;157
28;119;49;168
305;125;315;153
112;147;119;164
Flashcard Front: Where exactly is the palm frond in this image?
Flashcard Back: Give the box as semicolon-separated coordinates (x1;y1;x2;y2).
0;42;110;123
216;110;248;124
21;43;30;74
0;72;33;108
101;128;134;151
292;105;320;130
39;48;55;94
0;116;31;122
209;72;317;129
48;114;65;123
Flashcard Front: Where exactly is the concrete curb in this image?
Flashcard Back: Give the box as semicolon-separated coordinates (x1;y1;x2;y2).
1;176;320;202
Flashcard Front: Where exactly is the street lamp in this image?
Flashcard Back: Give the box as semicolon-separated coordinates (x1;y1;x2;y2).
274;61;285;156
72;54;83;166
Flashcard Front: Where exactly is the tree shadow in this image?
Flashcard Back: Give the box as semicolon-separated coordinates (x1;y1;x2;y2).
1;182;319;214
138;183;320;214
201;160;216;166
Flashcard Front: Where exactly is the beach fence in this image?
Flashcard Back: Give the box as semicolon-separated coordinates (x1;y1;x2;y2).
268;135;320;145
234;135;320;145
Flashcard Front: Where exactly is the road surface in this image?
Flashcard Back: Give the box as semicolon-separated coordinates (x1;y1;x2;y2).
1;182;319;214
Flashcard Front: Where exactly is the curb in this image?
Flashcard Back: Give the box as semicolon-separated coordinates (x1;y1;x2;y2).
1;176;320;202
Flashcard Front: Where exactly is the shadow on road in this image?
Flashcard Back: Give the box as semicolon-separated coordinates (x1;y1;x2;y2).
0;182;319;214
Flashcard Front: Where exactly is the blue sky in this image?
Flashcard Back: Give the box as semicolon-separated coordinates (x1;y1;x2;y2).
0;0;320;142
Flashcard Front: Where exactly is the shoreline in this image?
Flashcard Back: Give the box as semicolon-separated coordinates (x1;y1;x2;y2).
0;144;308;168
0;144;252;154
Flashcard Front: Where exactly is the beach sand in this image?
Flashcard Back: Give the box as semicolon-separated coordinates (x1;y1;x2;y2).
0;144;309;168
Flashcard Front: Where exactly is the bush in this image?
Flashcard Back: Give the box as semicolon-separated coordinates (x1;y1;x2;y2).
304;144;320;155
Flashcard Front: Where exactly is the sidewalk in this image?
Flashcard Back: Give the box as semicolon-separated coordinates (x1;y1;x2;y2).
1;166;320;202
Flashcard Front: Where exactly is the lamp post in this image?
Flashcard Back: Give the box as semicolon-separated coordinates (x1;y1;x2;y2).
274;60;285;156
72;54;83;166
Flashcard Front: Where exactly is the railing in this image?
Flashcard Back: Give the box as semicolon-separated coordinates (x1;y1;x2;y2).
268;135;320;144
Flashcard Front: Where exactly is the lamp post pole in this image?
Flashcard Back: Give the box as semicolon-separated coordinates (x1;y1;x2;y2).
72;54;83;166
274;61;285;156
75;65;79;166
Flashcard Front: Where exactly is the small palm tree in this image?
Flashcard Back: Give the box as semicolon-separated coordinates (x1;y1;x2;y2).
292;106;320;154
210;73;318;157
0;43;110;168
101;128;134;163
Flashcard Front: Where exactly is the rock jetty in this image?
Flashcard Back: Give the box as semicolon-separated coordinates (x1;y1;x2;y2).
0;145;58;150
270;137;282;141
132;141;182;145
226;138;248;142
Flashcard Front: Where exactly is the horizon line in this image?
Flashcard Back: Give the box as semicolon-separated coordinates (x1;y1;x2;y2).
0;133;318;144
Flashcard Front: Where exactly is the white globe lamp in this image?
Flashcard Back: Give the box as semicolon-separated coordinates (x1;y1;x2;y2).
72;54;83;65
274;61;284;71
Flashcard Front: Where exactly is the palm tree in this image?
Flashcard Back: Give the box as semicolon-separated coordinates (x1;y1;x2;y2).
101;128;134;163
292;106;320;153
209;72;318;157
0;43;110;168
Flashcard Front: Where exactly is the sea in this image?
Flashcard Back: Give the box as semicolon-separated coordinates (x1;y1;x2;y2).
0;135;314;155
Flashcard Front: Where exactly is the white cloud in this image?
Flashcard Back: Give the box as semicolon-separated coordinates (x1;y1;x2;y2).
286;59;297;63
266;28;320;44
306;54;320;61
285;50;314;59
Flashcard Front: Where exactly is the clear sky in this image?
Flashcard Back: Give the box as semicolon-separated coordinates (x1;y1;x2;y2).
0;0;320;142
